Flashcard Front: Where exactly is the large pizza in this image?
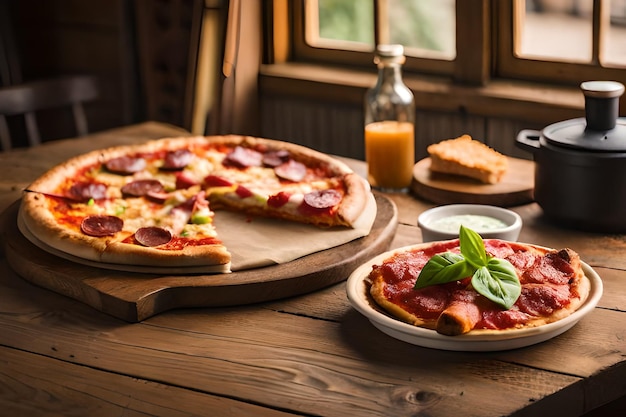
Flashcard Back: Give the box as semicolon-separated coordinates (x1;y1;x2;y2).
18;135;373;273
367;233;590;336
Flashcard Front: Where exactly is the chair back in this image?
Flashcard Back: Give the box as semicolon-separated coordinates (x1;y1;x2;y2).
0;75;99;150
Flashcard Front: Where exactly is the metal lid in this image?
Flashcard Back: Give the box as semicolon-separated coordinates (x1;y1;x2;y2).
543;81;626;152
544;118;626;152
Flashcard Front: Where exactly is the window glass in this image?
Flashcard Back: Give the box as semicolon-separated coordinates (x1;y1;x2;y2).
388;0;455;59
313;0;374;46
308;0;455;60
517;0;593;63
605;0;626;65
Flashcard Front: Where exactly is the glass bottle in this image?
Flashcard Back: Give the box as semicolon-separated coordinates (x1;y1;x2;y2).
364;44;415;192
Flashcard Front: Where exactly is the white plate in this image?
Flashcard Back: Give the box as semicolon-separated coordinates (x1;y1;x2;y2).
346;244;603;351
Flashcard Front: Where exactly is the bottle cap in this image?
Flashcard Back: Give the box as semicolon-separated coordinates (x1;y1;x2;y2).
374;44;405;65
375;44;404;58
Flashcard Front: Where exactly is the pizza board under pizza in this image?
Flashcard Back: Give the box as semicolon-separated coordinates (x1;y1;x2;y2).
1;193;397;322
410;157;534;207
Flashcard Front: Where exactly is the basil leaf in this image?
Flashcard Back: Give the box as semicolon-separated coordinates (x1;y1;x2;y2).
471;259;521;309
412;226;522;310
459;225;488;269
414;252;472;289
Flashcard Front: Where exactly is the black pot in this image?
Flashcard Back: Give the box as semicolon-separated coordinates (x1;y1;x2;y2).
516;81;626;233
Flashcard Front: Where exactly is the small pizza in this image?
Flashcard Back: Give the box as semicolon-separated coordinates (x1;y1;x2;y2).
368;239;590;335
19;135;371;272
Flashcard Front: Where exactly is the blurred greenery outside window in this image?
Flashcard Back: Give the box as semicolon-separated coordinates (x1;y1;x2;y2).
298;0;626;85
314;0;455;59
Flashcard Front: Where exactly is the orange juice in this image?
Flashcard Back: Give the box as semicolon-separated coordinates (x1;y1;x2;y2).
365;121;415;190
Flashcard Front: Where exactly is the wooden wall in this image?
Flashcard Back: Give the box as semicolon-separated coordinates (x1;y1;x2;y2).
8;0;138;145
5;0;207;147
260;95;541;162
6;0;542;162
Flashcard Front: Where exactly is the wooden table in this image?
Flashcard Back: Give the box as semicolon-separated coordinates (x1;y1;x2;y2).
1;122;624;417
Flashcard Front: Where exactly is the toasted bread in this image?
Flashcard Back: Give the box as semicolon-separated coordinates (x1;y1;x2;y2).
427;135;508;184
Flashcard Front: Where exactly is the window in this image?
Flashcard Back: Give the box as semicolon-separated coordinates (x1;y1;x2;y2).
309;0;455;59
288;0;626;86
292;0;456;77
499;0;626;84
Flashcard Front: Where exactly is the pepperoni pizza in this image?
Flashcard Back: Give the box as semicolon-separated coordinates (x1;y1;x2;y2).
368;239;590;335
18;135;371;272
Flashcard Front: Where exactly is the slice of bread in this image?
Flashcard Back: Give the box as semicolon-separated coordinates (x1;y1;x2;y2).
427;135;508;184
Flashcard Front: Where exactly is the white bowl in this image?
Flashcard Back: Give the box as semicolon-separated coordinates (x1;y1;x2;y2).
418;204;522;242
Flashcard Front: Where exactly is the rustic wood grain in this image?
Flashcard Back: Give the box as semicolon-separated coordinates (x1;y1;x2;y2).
0;251;621;417
0;271;584;417
1;194;397;322
1;122;625;416
0;346;296;417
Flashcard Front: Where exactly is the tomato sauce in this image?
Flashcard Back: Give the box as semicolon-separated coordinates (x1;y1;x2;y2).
49;200;83;229
372;239;579;331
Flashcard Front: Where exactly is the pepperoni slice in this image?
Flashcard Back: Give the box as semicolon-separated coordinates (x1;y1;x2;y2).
145;190;171;203
162;149;193;170
224;146;263;168
262;150;290;167
134;227;172;247
68;182;107;201
80;215;123;237
105;156;146;175
275;159;306;182
121;179;164;197
303;189;342;209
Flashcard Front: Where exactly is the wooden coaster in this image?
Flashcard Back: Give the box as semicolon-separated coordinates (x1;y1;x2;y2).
410;157;534;207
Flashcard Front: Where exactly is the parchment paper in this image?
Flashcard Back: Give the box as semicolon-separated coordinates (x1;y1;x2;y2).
218;191;378;271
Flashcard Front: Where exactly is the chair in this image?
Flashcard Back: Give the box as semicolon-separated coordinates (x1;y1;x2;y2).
0;75;100;151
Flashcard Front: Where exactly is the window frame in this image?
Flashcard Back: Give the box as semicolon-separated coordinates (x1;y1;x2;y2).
496;0;626;86
277;0;626;88
290;0;459;78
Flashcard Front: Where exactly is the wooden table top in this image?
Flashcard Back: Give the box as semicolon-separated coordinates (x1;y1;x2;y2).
1;122;624;417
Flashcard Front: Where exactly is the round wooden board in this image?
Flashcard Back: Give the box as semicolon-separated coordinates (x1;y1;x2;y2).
1;194;398;322
410;157;535;207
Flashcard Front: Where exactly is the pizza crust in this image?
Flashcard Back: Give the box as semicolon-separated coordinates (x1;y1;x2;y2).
336;172;370;226
20;193;111;261
369;276;438;330
101;240;231;267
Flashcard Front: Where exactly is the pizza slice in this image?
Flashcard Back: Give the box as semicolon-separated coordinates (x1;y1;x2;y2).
368;239;590;335
187;136;369;228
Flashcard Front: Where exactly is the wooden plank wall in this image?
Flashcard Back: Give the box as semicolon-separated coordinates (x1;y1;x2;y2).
260;95;540;161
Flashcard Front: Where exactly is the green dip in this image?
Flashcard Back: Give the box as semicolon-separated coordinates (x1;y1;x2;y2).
429;214;508;233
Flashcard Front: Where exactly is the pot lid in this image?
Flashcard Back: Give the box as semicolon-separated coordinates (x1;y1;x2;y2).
543;81;626;152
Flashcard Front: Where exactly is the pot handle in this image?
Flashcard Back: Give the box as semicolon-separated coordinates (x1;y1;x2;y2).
516;129;541;153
